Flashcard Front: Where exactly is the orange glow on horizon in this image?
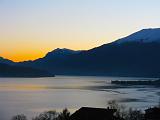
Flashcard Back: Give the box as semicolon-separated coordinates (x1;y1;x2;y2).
0;37;110;62
1;0;160;62
1;52;46;62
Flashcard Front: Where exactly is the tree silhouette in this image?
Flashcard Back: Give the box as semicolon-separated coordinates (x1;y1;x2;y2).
57;108;70;120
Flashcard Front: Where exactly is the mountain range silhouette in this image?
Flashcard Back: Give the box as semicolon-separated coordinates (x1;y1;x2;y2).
1;28;160;77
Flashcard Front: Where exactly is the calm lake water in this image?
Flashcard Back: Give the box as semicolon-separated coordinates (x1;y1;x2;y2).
0;76;159;120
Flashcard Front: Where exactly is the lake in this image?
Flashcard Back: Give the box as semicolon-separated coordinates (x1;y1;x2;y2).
0;76;159;120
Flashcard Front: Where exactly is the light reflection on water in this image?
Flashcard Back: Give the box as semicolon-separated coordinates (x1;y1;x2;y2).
0;76;159;120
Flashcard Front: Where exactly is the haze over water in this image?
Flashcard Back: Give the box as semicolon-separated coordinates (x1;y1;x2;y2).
0;76;159;120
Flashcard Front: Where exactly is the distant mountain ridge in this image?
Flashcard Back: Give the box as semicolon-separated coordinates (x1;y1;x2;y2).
43;48;82;59
0;63;53;77
0;56;53;77
1;28;160;77
0;57;14;65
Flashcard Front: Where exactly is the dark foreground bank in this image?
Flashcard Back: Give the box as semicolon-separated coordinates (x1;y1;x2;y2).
11;101;160;120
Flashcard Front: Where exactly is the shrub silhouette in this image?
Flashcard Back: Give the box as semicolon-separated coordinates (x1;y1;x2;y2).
31;109;70;120
126;108;144;120
12;114;27;120
32;110;57;120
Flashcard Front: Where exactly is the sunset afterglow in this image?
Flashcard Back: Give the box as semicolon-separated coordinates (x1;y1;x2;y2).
0;0;160;62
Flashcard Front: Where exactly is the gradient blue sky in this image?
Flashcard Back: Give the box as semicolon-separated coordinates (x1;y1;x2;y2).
0;0;160;61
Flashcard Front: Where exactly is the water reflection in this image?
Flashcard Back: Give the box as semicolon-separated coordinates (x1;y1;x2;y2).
0;76;159;120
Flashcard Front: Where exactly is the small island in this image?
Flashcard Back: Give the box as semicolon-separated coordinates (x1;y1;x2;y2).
111;79;160;86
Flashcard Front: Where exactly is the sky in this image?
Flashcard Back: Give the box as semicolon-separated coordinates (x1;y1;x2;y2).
0;0;160;62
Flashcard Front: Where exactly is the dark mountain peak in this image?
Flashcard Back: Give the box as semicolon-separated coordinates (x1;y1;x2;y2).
45;48;82;58
140;28;160;31
53;48;80;54
115;28;160;44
